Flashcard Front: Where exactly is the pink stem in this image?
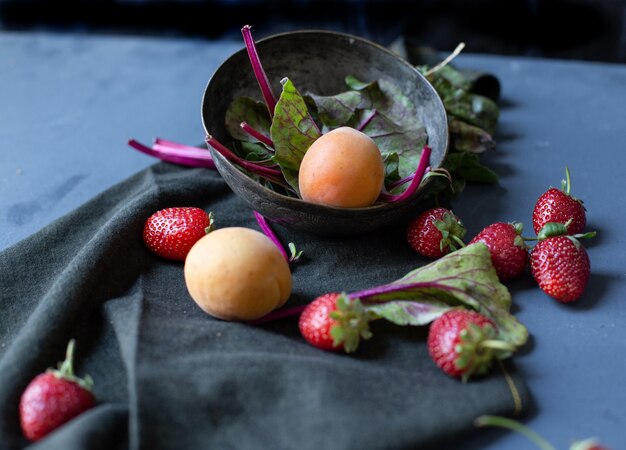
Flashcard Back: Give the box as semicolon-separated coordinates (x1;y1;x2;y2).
248;305;307;325
378;145;432;203
128;139;216;169
205;135;283;179
357;109;378;132
153;138;205;152
254;211;289;261
241;25;277;117
241;122;275;149
388;174;414;191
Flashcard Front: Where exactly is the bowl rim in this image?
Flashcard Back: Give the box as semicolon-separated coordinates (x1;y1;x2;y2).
201;29;449;213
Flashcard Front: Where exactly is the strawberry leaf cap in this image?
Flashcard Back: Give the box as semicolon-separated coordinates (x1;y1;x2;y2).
329;294;373;353
204;211;216;234
455;322;515;382
537;221;597;248
48;340;94;391
433;212;467;253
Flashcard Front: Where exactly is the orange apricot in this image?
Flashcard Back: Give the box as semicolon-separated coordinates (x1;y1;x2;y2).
298;127;384;208
184;227;292;321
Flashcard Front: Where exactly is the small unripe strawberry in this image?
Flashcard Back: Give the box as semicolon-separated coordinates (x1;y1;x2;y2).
407;207;466;258
143;207;214;261
470;222;527;281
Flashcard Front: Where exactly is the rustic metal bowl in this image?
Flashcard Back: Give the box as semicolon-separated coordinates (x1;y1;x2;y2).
201;30;448;236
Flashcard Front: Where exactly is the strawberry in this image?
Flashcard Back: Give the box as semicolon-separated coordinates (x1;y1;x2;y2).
143;207;214;260
476;416;611;450
427;309;512;381
530;222;595;303
298;293;372;353
20;340;95;442
533;167;586;234
469;222;528;281
407;207;466;258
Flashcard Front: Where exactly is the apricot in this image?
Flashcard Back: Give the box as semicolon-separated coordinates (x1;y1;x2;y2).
298;127;384;208
184;227;292;321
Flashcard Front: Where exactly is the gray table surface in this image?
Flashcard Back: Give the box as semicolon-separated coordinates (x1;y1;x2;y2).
1;32;624;449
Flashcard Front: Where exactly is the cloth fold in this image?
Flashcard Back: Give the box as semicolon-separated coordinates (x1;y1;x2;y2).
0;163;528;450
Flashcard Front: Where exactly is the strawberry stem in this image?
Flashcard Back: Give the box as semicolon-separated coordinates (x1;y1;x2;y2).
478;339;516;353
562;166;572;195
49;340;94;391
241;25;277;117
474;415;557;450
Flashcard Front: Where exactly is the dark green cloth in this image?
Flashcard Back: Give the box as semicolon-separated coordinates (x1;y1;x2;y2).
0;163;528;449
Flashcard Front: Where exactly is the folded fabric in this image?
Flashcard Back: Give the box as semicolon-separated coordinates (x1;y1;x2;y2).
0;163;529;450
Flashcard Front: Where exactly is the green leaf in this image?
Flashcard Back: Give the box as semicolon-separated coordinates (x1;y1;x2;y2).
445;152;499;184
306;76;427;178
225;96;272;144
236;141;273;163
270;78;322;192
382;151;400;186
366;300;452;326
449;117;496;154
361;243;528;348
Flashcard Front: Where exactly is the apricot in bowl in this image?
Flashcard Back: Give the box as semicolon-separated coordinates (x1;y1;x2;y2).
299;127;384;208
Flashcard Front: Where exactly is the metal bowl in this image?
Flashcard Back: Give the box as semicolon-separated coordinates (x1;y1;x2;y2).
201;30;448;236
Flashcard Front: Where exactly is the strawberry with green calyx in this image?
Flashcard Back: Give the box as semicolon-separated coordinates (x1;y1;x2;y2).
407;207;466;258
470;222;528;281
427;309;515;381
298;293;373;353
533;167;586;234
475;415;610;450
530;222;596;303
20;340;95;441
143;207;215;261
291;244;527;357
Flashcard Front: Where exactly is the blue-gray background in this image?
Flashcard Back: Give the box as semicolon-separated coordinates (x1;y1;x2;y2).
1;2;626;448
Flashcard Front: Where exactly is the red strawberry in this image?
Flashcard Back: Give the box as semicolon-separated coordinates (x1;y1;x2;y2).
407;207;466;258
143;207;214;260
469;222;528;281
530;223;594;303
427;309;512;381
533;167;586;234
20;340;95;441
298;293;372;353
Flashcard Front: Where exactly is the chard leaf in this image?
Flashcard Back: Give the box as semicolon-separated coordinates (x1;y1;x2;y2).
382;151;400;186
225;96;272;143
350;109;427;178
306;76;427;178
366;300;452;326
270;78;322;192
358;243;528;347
449;117;496;154
235;141;274;163
445;152;498;184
